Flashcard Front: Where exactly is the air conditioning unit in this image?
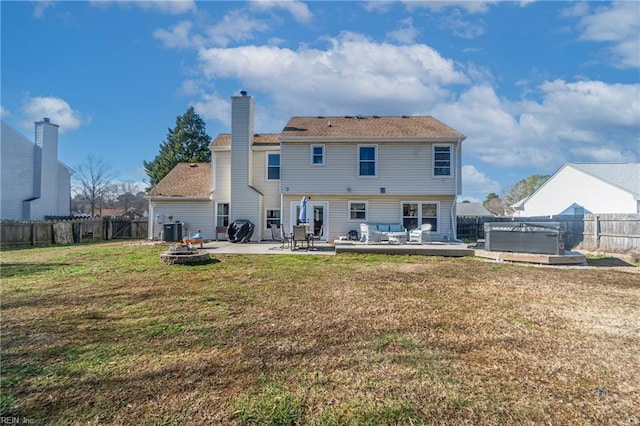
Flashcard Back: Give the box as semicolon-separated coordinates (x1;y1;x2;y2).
484;222;564;255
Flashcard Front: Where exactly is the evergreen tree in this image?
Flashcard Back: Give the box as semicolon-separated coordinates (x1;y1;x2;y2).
503;174;550;213
144;107;212;187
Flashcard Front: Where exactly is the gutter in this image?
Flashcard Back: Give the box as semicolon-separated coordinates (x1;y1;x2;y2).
449;137;464;242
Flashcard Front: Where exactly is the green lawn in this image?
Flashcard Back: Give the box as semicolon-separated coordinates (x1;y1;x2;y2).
1;242;638;425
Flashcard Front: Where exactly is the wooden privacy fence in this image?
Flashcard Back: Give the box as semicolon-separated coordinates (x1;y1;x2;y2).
1;217;148;248
457;214;640;252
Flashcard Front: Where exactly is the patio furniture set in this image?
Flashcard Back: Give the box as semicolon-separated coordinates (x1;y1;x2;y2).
359;223;432;244
270;223;322;251
270;222;432;250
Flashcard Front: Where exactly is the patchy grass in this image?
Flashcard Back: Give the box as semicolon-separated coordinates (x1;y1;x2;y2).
1;242;639;424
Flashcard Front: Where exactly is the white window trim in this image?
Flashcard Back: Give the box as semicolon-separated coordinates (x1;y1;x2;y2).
216;202;230;227
400;201;440;233
310;144;325;166
348;200;368;221
432;144;453;178
357;144;378;178
265;208;281;229
266;152;280;181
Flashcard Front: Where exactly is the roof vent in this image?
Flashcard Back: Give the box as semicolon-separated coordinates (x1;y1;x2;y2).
189;163;198;167
240;90;247;96
43;117;50;123
402;115;409;118
328;121;332;127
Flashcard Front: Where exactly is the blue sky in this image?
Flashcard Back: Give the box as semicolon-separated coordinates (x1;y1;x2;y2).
2;0;639;201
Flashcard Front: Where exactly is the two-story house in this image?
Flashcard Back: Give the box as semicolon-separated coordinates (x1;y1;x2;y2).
147;92;466;242
1;119;72;220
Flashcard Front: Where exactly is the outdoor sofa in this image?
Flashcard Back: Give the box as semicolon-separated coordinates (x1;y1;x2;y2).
359;223;407;243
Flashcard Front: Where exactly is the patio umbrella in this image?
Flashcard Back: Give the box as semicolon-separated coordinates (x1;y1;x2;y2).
298;196;307;224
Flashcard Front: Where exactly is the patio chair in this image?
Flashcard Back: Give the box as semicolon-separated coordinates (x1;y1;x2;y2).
309;224;323;248
409;223;432;243
270;223;291;249
291;225;309;251
215;226;228;241
360;223;382;243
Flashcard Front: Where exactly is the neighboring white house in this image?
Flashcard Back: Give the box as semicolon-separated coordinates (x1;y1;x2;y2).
513;163;640;217
0;119;72;220
148;92;466;241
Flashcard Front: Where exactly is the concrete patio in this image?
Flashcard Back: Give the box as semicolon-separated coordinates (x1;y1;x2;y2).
199;239;474;257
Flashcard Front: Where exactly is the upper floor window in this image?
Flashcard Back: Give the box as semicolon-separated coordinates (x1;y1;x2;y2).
311;145;325;166
358;145;377;177
267;153;280;180
433;145;452;177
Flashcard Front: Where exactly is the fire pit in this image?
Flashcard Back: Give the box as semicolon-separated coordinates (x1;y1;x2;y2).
160;246;211;265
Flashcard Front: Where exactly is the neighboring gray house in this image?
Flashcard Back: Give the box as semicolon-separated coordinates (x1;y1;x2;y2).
1;119;72;220
456;202;492;217
148;92;467;241
513;163;640;216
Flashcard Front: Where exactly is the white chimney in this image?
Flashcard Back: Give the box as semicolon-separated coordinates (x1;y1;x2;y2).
229;91;261;239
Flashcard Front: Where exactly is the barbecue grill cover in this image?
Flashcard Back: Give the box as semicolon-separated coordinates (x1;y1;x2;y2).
227;219;255;243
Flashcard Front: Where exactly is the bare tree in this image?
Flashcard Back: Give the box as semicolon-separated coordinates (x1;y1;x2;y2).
73;156;114;216
115;181;144;213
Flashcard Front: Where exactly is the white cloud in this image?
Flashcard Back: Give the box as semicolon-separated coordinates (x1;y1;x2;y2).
386;18;419;44
434;80;640;170
404;1;498;14
197;33;468;122
250;1;313;24
135;0;196;15
191;92;231;126
462;165;501;199
577;1;640;69
90;0;196;15
440;12;485;39
33;1;54;19
362;1;395;14
206;9;270;47
153;20;198;49
0;105;9;119
20;96;90;133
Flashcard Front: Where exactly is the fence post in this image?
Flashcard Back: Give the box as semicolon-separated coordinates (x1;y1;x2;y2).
30;222;35;247
595;215;601;249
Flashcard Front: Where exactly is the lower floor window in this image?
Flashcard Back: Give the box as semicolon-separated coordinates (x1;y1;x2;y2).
266;209;281;228
349;201;367;220
402;202;438;232
217;203;229;227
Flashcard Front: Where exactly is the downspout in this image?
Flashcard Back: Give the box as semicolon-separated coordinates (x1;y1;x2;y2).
450;137;463;242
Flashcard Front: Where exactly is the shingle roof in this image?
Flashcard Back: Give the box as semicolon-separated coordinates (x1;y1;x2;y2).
456;202;493;217
280;116;465;139
570;163;640;198
147;163;211;197
211;133;280;147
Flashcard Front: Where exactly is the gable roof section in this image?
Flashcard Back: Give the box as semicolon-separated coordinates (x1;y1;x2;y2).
147;163;211;197
211;133;280;147
457;202;492;216
570;163;640;198
515;162;640;209
280;116;465;140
